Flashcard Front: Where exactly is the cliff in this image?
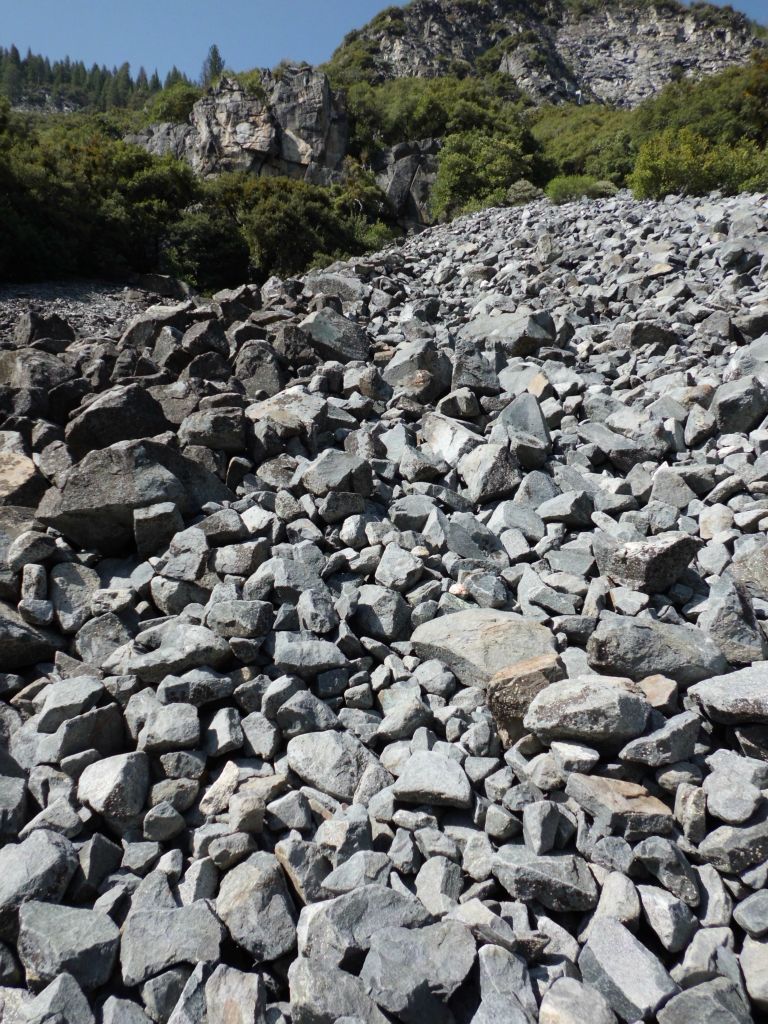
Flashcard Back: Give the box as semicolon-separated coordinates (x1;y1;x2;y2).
126;66;349;185
337;0;763;106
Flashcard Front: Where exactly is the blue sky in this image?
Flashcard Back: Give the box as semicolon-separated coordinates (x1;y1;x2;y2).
0;0;764;80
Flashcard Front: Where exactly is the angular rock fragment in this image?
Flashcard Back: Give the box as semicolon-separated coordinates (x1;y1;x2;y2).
411;610;555;687
524;676;650;744
587;617;728;686
216;853;296;961
18;901;119;989
287;732;376;802
689;665;768;724
578;919;679;1021
393;751;472;808
121;902;224;986
360;920;476;1021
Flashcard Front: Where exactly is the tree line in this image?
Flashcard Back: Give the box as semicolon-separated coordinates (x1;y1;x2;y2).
0;44;212;111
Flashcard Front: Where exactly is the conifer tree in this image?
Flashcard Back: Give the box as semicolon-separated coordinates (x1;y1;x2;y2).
201;44;225;87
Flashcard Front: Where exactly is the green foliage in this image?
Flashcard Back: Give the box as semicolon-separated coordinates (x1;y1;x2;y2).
629;127;768;199
322;36;381;89
226;70;267;101
0;108;198;280
632;57;768;148
201;44;225;88
212;175;360;278
545;174;617;204
161;203;250;290
146;82;203;124
344;74;525;158
533;57;768;189
532;103;636;183
369;6;407;35
431;127;533;219
0;45;180;112
505;178;545;205
0;106;399;288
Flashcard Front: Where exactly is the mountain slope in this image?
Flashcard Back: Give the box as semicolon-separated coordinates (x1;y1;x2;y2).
328;0;764;105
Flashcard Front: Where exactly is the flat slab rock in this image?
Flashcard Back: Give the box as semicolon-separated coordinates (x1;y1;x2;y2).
392;750;472;808
411;609;556;687
688;664;768;724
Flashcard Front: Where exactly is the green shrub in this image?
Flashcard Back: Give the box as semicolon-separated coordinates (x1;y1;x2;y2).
629;127;768;199
505;178;545;205
532;103;636;183
208;172;397;281
546;174;601;204
0;105;398;287
585;179;619;198
161;204;250;291
228;69;267;100
146;82;202;124
343;75;525;158
431;127;534;219
632;56;768;148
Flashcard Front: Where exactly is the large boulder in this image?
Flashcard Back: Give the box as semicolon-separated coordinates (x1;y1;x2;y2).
411;610;556;687
0;601;66;669
688;665;768;724
587;616;728;687
64;384;171;459
37;439;232;553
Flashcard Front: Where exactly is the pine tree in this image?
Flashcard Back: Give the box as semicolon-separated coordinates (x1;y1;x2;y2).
201;44;224;87
165;66;184;89
1;62;22;104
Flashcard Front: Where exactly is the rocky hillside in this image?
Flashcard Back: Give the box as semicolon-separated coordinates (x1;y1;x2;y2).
125;0;766;232
1;189;768;1022
338;0;764;105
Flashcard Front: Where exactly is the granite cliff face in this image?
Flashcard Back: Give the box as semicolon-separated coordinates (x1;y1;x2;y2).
345;0;763;106
127;66;349;185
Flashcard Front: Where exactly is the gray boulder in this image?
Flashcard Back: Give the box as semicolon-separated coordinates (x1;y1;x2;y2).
38;439;232;553
587;616;728;686
411;609;555;687
17;901;119;989
689;665;768;724
524;676;650;744
578;919;679;1021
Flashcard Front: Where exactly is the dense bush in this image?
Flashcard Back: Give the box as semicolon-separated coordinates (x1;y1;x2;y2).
632;57;768;148
532;103;636;183
505;178;545;205
344;74;526;158
161;204;251;290
0;104;198;280
545;174;617;204
0;102;399;288
146;82;203;124
533;56;768;190
431;127;535;218
629;127;768;199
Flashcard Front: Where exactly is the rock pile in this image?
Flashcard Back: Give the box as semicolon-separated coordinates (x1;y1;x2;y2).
1;188;768;1023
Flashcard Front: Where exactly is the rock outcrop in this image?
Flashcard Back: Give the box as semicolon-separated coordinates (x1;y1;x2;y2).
342;0;763;106
2;189;768;1021
127;66;349;185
